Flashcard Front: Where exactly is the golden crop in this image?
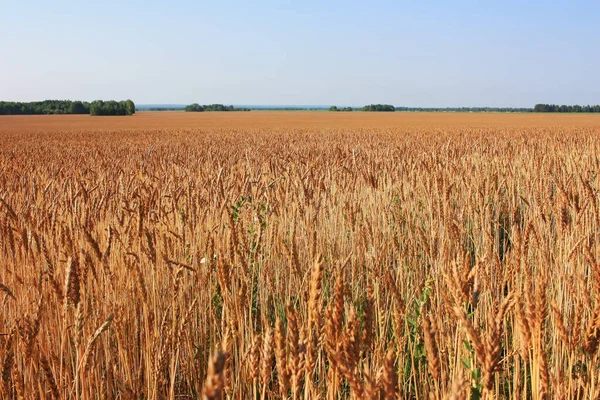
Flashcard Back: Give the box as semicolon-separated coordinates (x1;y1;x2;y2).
1;112;600;399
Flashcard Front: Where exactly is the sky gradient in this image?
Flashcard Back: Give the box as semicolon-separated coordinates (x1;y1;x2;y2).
1;0;599;107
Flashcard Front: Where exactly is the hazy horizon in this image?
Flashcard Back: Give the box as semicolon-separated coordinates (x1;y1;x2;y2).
2;1;599;107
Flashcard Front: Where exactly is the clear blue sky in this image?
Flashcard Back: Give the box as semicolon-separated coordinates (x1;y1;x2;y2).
1;0;598;107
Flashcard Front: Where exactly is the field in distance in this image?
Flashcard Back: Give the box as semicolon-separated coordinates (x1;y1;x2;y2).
1;110;600;133
1;113;600;398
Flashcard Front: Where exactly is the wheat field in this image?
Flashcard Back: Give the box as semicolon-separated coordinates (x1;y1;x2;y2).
1;112;600;399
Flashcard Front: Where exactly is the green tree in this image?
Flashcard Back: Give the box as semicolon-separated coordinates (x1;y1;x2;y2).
125;99;136;115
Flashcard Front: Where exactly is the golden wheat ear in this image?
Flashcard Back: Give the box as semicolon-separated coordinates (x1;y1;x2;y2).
202;350;228;400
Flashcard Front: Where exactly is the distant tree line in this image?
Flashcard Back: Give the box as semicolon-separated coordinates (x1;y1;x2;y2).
0;100;90;115
249;106;326;111
137;107;184;111
533;104;600;113
266;107;321;111
0;99;135;116
395;106;534;113
328;106;353;112
184;104;251;112
90;100;135;116
361;104;395;112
